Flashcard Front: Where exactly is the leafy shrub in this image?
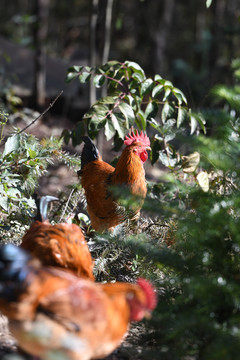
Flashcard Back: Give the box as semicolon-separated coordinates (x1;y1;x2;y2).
65;60;206;169
0;110;81;243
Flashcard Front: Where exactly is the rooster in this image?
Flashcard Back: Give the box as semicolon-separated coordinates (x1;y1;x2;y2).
21;195;94;280
0;244;157;360
78;128;151;232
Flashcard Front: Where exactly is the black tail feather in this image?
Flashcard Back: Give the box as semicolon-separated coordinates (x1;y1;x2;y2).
80;136;100;171
0;244;31;299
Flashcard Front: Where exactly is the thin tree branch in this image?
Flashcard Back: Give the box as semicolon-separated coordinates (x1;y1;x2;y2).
1;90;63;147
17;90;63;136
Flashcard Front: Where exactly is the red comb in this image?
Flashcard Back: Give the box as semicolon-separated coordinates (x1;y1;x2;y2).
137;278;157;310
124;127;150;147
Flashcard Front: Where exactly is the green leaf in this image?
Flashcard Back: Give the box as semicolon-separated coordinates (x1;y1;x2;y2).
163;88;172;101
99;96;118;104
105;120;115;141
152;84;164;98
196;113;207;134
79;72;91;83
161;102;175;123
177;107;187;128
105;60;120;67
7;188;21;198
173;88;188;105
197;171;209;192
136;110;146;131
182;152;200;173
159;151;178;168
148;118;162;133
0;196;8;211
3;135;20;156
88;116;106;133
119;102;135;128
74;121;85;146
190;113;206;134
125;61;146;82
72;65;83;72
27;149;36;159
93;74;106;88
190;114;198;135
111;113;125;139
158;79;173;87
62;129;70;145
77;212;90;226
145;101;158;120
65;72;78;83
151;137;162;165
86;104;108;135
28;160;36;166
206;0;212;8
140;78;154;96
154;74;162;81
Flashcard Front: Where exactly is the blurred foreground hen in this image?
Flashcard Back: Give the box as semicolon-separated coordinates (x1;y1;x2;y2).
0;244;157;360
21;195;94;280
78;128;151;232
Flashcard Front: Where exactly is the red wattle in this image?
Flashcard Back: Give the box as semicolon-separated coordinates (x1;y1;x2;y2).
140;150;148;163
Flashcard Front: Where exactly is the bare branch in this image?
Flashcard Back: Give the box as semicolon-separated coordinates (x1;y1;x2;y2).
17;90;63;136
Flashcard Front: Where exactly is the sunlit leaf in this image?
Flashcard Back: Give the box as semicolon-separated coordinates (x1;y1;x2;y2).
190;114;198;135
99;96;118;104
136;110;146;130
152;84;164;98
162;102;175;123
27;149;36;159
7;188;21;198
105;120;115;140
119;102;135;128
159;151;178;168
154;74;162;81
182;152;200;173
0;196;8;211
3;135;20;156
145;101;158;120
197;171;209;192
177;107;187;128
65;71;78;83
93;74;105;88
163;87;172;101
206;0;212;8
79;72;91;83
173;88;188;105
111;113;125;139
140;78;154;96
125;61;146;82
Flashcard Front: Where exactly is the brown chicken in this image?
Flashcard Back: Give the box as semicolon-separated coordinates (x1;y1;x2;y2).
78;128;151;232
21;195;94;280
0;244;157;360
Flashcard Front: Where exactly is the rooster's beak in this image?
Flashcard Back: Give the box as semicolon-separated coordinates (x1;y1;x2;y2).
146;147;151;151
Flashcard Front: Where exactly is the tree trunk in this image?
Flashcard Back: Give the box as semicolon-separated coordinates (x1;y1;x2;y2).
101;0;114;98
89;0;99;106
153;0;175;76
33;0;49;110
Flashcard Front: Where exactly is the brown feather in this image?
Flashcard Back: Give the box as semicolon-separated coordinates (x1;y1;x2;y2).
21;222;94;280
80;142;148;232
0;263;155;360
